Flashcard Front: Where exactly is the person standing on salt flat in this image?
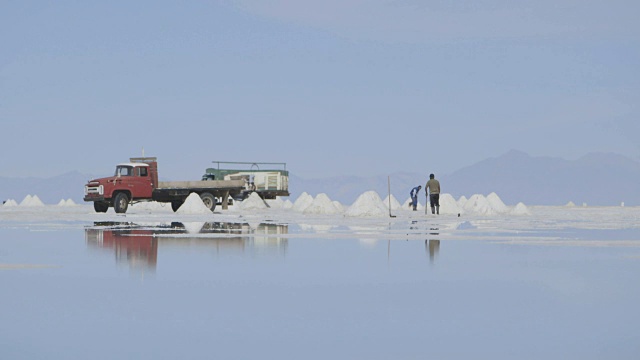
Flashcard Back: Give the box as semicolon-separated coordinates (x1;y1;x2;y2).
426;173;441;215
409;185;422;211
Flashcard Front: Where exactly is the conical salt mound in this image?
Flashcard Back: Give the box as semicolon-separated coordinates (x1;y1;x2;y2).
2;199;19;207
19;195;33;206
345;191;387;217
266;197;284;209
177;193;212;214
463;194;495;215
512;202;531;215
20;194;45;207
332;201;345;212
57;198;76;207
383;194;402;210
239;192;268;210
303;193;341;215
486;192;508;213
565;201;576;207
457;196;468;208
292;192;314;212
438;193;463;215
283;199;294;209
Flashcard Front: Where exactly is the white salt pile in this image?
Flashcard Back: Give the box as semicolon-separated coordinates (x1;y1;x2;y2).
266;197;285;209
383;194;402;210
463;194;495;215
283;199;294;209
238;192;268;210
457;196;468;208
292;192;314;212
486;192;508;213
303;193;342;215
177;193;212;214
345;191;388;217
565;201;576;207
2;199;19;207
57;199;76;206
438;193;463;215
20;194;45;207
332;201;345;212
512;202;531;215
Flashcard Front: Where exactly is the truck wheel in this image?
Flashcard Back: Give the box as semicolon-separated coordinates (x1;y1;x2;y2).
93;202;109;213
113;193;129;214
171;200;183;212
200;192;216;212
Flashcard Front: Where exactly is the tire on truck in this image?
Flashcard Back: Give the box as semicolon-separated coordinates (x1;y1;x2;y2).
199;192;216;212
94;201;109;213
113;192;129;214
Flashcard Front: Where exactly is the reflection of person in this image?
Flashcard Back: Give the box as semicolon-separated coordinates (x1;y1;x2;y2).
425;239;440;263
410;185;422;211
426;173;440;215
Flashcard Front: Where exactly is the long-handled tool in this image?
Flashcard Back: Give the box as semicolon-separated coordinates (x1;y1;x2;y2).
388;176;396;218
425;189;429;215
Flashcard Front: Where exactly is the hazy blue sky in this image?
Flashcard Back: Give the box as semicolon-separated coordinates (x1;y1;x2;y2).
1;1;638;180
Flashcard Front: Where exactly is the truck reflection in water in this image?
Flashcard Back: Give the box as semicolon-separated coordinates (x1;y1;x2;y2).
85;222;289;270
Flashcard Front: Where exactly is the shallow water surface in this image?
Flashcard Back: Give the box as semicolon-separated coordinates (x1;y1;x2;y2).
1;222;639;359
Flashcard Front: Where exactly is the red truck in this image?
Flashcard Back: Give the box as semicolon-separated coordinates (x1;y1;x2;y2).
83;157;246;213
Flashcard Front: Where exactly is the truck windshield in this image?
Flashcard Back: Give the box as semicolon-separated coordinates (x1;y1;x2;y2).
114;166;133;177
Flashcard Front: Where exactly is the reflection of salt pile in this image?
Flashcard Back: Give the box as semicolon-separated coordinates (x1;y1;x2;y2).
300;223;335;232
177;193;212;214
292;192;314;212
512;202;531;215
486;192;508;213
383;194;402;210
183;222;205;234
20;194;45;207
2;199;19;207
57;199;76;206
345;191;387;217
238;192;268;210
303;193;342;215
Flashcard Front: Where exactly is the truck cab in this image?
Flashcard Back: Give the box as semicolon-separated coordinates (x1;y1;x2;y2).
84;158;159;213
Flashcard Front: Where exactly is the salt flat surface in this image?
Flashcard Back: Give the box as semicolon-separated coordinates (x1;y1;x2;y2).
1;202;639;359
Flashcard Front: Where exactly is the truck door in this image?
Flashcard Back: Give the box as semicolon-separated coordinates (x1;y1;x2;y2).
128;166;154;199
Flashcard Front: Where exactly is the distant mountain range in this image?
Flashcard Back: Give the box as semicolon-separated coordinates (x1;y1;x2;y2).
291;150;640;206
2;150;639;206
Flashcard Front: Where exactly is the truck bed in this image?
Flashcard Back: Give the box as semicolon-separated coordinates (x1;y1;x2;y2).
157;180;245;190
